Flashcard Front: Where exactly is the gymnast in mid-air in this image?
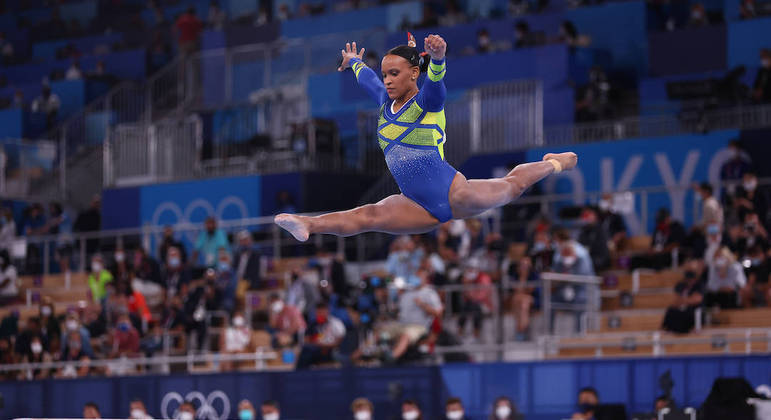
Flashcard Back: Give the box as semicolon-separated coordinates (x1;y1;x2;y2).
275;33;577;241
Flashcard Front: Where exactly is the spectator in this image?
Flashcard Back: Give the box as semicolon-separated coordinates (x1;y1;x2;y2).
65;59;83;80
276;3;292;20
158;225;187;265
552;229;595;276
83;402;101;419
444;397;469;420
654;395;673;414
59;330;91;378
178;401;196;420
73;195;101;254
22;202;46;236
558;20;590;48
0;31;14;65
740;0;757;19
571;387;599;420
297;302;346;369
597;194;627;252
62;310;94;356
161;246;192;299
0;249;19;304
384;268;443;361
207;1;226;30
132;247;162;287
175;7;203;56
315;246;349;300
351;397;374;420
386;236;423;286
192;216;229;267
476;28;493;54
109;313;140;358
220;312;252;371
732;172;769;228
509;257;539;341
705;247;747;308
0;207;16;251
88;254;113;303
697;183;724;229
140;321;164;359
490;396;522;420
662;259;706;334
471;233;505;282
753;49;771;104
632;208;686;270
31;84;61;128
112;246;131;284
129;398;152;419
741;244;770;306
719;141;752;190
20;335;52;380
39;298;61;347
687;3;708;26
123;281;151;324
528;227;554;272
401;399;423;420
261;400;281;420
11;89;23;109
735;211;769;258
268;293;306;348
15;316;42;356
48;202;73;278
458;258;492;340
234;230;262;289
183;271;223;350
575;66;613;122
514;21;539;49
578;207;611;271
214;247;237;312
237;399;256;420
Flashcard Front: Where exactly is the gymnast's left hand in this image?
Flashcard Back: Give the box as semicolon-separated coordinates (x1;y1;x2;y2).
424;34;446;61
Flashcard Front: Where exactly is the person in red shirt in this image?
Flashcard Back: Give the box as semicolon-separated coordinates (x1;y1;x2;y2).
175;7;203;56
110;313;140;357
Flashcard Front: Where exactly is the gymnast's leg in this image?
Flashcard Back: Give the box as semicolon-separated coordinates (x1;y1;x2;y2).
274;194;440;242
450;152;577;218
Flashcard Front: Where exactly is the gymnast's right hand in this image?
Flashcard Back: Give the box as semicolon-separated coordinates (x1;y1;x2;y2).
338;41;365;72
543;152;578;171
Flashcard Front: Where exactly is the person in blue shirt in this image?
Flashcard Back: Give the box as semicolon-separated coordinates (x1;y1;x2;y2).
275;33;577;242
192;216;229;267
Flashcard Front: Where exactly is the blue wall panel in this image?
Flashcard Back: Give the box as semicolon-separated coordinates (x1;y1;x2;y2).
648;25;727;76
727;17;771;69
102;186;140;230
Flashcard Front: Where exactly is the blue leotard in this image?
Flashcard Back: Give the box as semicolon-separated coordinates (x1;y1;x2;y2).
350;56;457;222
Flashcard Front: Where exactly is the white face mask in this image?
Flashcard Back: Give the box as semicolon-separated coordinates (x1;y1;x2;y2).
271;301;284;313
562;255;577;267
41;306;52;317
598;199;611;211
403;410;419;420
115;252;125;262
233;316;245;328
31;342;42;354
66;319;79;331
495;405;512;419
130;409;147;419
354;411;371;420
744;180;757;191
715;257;729;268
91;262;103;273
179;412;194;420
446;410;464;420
263;413;279;420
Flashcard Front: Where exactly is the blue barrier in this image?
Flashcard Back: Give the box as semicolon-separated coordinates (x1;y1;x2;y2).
60;0;98;26
227;0;257;18
0;108;24;138
51;79;85;120
32;33;124;61
0;48;145;83
0;356;768;420
727;16;771;69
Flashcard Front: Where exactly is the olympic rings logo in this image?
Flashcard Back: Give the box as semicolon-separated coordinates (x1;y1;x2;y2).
150;196;249;243
161;390;231;420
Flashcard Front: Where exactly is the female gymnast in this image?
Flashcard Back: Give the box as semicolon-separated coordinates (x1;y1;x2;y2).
275;33;577;242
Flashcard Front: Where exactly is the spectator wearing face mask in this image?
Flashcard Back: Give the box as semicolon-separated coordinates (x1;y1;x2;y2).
110;313;140;358
129;398;153;419
234;230;262;289
261;400;280;420
0;248;19;304
444;397;469;420
490;396;522;420
61;312;94;358
720;142;752;191
477;28;493;54
741;244;771;306
177;401;196;420
88;254;113;303
192;216;229;267
159;226;186;265
597;194;627;252
458;258;493;341
387;236;424;287
297;302;346;369
687;3;708;26
552;229;595;276
268;293;306;348
220;312;252;371
83;402;101;419
236;399;256;420
39;298;60;347
631;208;686;270
733;173;769;227
351;397;374;420
59;330;91;378
577;206;611;272
705;247;747;308
753;49;771;104
215;247;237;313
19;335;52;380
401;399;423;420
662;259;706;334
161;246;192;299
571;387;599;420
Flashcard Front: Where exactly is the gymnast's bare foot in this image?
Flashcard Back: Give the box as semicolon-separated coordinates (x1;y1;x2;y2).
274;214;311;242
543;152;578;171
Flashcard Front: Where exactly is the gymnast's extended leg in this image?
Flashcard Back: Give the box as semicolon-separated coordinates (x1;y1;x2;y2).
450;152;577;218
275;194;440;242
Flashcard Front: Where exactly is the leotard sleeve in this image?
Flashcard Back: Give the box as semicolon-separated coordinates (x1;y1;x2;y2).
416;57;446;112
349;57;388;106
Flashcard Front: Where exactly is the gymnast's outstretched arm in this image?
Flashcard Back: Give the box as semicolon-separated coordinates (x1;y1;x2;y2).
416;35;447;112
338;42;387;106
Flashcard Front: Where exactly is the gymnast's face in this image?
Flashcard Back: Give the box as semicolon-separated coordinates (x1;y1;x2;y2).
382;54;419;100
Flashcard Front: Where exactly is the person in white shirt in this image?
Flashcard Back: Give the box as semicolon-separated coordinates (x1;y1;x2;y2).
65;60;83;80
705;247;747;308
296;302;346;368
220;312;252;371
0;208;15;252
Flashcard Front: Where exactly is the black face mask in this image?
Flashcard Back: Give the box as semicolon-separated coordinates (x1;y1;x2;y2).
579;403;598;413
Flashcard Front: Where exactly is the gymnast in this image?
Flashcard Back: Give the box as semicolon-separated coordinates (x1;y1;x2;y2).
275;33;577;241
